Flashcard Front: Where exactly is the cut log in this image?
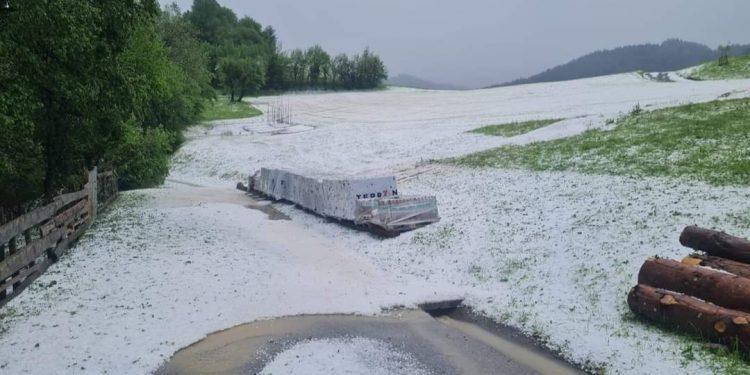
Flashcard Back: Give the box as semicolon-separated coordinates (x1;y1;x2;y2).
628;284;750;350
683;254;750;279
680;226;750;263
639;257;750;313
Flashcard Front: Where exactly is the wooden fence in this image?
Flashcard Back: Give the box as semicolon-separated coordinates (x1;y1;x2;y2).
0;168;118;307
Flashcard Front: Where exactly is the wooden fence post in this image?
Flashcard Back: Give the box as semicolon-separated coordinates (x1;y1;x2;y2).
88;167;98;221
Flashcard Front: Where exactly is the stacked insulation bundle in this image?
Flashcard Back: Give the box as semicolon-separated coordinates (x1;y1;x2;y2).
250;168;439;234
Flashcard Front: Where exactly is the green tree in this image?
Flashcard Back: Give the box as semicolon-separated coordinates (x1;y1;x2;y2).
289;48;308;87
355;48;388;89
218;57;266;101
305;45;331;87
265;48;290;91
109;121;173;190
159;4;214;102
263;27;288;90
185;0;236;45
332;54;354;88
0;90;44;208
1;0;159;198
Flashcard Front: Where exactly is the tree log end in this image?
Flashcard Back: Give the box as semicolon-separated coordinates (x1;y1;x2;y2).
715;320;727;333
681;256;702;267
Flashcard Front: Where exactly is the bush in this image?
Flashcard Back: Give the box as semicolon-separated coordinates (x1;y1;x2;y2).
108;122;173;190
718;45;731;67
0;61;45;207
0;120;44;207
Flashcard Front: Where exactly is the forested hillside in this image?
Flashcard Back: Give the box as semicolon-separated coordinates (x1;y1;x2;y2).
0;0;387;215
492;39;750;87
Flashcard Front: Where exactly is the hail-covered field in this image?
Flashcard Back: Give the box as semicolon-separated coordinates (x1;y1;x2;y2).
1;72;750;374
169;73;750;185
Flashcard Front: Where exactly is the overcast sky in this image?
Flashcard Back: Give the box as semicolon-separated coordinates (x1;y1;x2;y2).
165;0;750;88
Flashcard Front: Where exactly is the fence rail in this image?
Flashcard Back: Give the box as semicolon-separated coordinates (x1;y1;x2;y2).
0;168;118;307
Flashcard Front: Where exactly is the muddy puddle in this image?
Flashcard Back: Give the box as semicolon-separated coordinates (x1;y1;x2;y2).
244;202;290;221
156;308;582;375
160;180;290;221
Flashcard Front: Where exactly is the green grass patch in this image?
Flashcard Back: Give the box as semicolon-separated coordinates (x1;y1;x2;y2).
680;341;750;375
450;98;750;186
689;55;750;80
199;98;262;122
469;119;561;137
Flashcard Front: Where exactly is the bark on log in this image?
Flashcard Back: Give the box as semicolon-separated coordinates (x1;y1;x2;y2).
683;254;750;279
628;284;750;351
639;257;750;313
680;226;750;263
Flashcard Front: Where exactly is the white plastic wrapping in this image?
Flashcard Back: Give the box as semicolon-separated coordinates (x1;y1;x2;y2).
355;196;440;231
251;168;398;221
251;168;439;232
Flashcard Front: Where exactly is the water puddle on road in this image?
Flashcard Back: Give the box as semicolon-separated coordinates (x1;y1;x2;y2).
156;308;582;375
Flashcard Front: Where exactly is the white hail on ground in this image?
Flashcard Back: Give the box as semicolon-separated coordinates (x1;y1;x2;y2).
170;72;750;186
260;337;432;375
1;72;749;374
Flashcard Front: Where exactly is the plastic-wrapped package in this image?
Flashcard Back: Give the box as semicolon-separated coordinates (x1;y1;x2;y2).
250;168;439;233
355;196;440;232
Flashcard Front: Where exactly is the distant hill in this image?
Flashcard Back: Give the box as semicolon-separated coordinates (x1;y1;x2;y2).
386;74;466;90
490;39;750;88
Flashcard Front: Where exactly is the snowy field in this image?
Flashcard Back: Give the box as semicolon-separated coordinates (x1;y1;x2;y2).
170;72;750;186
0;187;454;373
282;165;750;373
1;72;750;374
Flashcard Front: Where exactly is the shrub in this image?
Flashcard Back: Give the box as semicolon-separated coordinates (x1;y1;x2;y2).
630;103;643;116
718;45;731;67
0;120;44;207
108;122;173;190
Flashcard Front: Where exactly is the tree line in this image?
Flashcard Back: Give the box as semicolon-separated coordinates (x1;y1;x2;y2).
185;0;387;101
0;0;387;214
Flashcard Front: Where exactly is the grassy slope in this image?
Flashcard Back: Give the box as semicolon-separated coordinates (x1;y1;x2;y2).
469;119;561;137
199;99;262;122
689;55;750;80
452;98;750;186
455;99;750;374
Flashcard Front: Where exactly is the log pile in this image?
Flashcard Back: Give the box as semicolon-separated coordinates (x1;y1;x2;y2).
628;226;750;350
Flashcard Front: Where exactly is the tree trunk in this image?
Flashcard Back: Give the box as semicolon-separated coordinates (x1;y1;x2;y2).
683;254;750;279
638;257;750;313
680;226;750;263
628;284;750;351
